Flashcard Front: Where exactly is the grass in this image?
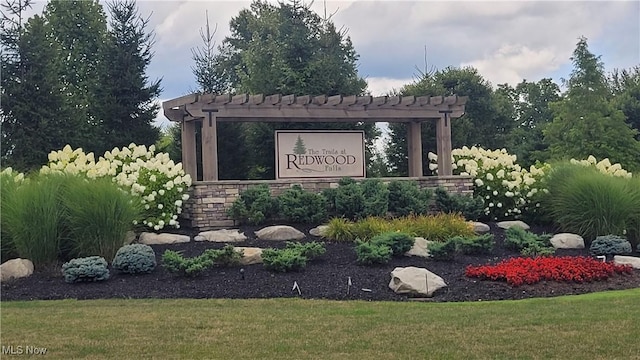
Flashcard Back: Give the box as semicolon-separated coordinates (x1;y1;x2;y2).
544;162;640;245
2;173;67;266
325;213;475;242
2;289;639;359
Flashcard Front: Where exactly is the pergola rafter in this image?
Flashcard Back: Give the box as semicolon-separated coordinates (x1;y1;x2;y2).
163;93;467;181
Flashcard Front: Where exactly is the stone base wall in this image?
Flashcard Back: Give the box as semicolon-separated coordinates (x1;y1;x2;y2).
181;176;473;230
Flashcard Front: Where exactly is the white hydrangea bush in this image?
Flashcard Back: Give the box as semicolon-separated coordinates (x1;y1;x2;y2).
428;146;548;221
570;155;633;178
0;167;26;183
41;144;191;230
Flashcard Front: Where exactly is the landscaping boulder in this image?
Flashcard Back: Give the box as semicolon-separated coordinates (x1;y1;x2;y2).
0;258;34;282
194;229;247;242
234;247;264;265
139;232;190;245
405;237;433;258
614;255;640;269
497;220;530;230
389;266;447;297
255;225;305;241
309;225;329;237
550;233;585;249
471;222;490;234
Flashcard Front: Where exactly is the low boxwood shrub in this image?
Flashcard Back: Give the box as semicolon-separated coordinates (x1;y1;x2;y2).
162;245;242;277
355;240;392;265
62;256;110;283
434;187;484;221
112;244;157;274
428;240;457;261
277;185;327;224
262;248;308;272
370;232;414;256
387;180;431;216
589;235;632;256
504;226;554;257
227;185;278;225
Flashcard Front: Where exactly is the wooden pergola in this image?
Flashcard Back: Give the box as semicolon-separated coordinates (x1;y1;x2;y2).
162;93;467;181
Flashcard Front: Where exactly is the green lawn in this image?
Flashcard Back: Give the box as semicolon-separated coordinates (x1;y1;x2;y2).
2;289;639;359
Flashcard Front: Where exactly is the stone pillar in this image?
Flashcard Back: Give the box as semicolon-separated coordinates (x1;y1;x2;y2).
436;114;453;176
201;110;218;181
407;121;423;177
181;120;197;181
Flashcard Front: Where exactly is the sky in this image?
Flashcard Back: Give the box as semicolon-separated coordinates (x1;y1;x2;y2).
24;0;640;129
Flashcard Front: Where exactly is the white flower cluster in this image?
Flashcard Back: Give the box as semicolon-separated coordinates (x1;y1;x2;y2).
427;146;548;221
570;155;632;178
0;167;25;183
42;144;191;230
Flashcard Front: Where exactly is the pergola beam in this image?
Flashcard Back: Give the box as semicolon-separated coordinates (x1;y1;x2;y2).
163;93;467;181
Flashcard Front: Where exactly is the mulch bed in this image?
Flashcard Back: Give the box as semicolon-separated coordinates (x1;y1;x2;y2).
2;223;639;302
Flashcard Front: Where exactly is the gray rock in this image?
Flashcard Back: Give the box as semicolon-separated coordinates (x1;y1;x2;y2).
195;229;247;242
234;247;264;265
309;225;329;237
139;232;190;245
550;233;585;249
471;221;490;234
405;237;433;258
614;255;640;269
255;225;305;241
0;258;34;282
389;266;447;297
497;220;530;230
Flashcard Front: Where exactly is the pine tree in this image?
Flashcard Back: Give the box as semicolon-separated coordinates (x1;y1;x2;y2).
544;37;640;170
94;0;161;154
293;135;306;155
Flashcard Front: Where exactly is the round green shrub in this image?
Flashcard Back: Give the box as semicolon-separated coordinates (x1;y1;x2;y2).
112;244;157;274
370;232;415;256
589;235;632;256
428;240;457;261
262;248;308;272
355;240;392;265
62;256;110;283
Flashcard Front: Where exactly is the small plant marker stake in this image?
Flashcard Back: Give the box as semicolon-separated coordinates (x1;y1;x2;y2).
292;281;301;296
425;273;429;296
347;276;352;296
240;268;245;280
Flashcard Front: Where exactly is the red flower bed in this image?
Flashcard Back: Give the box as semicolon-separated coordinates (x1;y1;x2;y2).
465;256;633;287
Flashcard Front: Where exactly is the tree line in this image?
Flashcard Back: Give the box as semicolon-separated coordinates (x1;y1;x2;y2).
3;0;639;177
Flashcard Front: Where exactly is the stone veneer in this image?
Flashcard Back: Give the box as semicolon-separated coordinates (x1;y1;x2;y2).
181;176;473;230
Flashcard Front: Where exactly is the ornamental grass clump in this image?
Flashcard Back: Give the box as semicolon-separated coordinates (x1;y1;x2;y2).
41;144;192;231
543;162;640;244
2;173;67;267
0;168;24;262
61;176;142;260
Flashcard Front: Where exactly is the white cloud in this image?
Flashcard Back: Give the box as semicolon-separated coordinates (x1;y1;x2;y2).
461;44;560;86
366;77;414;96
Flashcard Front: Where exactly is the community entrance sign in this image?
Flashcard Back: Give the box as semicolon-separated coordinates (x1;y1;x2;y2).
275;130;365;179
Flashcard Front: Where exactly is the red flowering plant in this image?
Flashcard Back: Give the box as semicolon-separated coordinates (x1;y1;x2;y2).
465;256;633;287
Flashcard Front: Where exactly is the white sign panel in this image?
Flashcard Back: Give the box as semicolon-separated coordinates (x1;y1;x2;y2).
275;130;366;179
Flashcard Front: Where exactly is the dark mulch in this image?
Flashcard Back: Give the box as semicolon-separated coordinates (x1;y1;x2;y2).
2;223;639;302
